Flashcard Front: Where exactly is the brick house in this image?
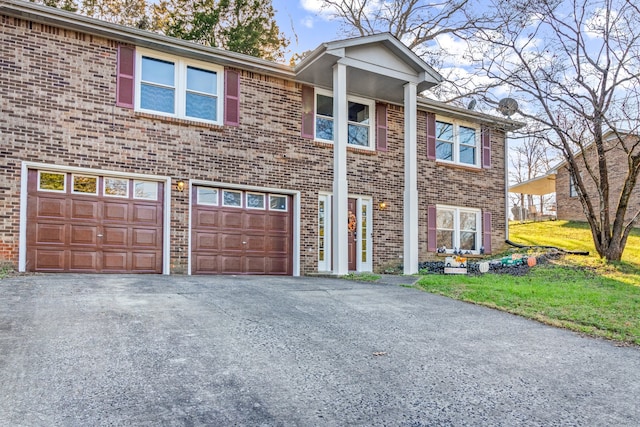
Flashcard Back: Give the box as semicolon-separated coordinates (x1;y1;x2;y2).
0;0;520;276
511;131;640;225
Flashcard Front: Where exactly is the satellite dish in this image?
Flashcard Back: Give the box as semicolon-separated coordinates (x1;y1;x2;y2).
467;99;477;110
498;98;519;117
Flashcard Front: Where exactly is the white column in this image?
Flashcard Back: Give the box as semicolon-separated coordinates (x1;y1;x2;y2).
332;62;349;275
403;82;419;274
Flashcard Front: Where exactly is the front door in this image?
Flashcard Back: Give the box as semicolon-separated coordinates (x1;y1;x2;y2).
347;198;357;271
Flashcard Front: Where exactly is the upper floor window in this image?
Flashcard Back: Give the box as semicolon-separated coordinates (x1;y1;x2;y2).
136;49;223;125
436;119;480;167
315;90;375;149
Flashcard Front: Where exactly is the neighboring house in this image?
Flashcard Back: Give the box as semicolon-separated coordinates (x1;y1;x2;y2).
0;0;520;276
510;130;640;224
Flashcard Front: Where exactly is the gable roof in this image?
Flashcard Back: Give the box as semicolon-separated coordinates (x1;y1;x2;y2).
295;33;442;104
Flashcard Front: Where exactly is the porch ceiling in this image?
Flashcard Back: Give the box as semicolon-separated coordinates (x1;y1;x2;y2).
509;174;557;195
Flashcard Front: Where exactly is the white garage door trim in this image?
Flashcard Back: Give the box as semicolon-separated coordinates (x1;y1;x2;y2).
188;180;301;276
19;161;172;274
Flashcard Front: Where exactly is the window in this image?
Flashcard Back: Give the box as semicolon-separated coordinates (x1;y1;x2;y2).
104;177;129;198
134;180;158;200
315;90;374;149
436;206;481;253
569;173;579;198
436;119;479;166
136;49;223;124
197;187;218;205
246;193;265;210
38;171;66;192
72;175;98;195
269;195;288;211
222;190;242;207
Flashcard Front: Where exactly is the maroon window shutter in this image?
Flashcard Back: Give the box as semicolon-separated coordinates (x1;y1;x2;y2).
482;126;492;168
376;102;388;151
116;45;135;108
224;69;240;126
301;85;314;139
427;205;437;252
483;211;492;254
426;112;436;160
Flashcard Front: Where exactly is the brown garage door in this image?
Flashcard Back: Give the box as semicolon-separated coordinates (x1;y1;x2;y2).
26;170;164;273
191;186;293;275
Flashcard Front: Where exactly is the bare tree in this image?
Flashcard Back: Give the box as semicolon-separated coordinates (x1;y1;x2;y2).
509;133;558;220
476;0;640;261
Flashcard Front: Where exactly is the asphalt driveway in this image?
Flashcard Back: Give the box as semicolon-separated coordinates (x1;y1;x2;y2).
1;274;639;426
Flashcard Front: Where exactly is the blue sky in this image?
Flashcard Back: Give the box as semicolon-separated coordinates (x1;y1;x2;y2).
271;0;344;58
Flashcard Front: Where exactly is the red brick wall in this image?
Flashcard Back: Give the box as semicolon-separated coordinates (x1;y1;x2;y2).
556;141;640;224
0;15;508;273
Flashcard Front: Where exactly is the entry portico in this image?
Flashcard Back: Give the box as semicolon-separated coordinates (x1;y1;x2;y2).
296;33;442;274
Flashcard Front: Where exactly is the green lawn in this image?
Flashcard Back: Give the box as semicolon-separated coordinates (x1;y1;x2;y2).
416;220;640;345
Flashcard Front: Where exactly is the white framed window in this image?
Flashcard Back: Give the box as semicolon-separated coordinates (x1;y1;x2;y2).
104;177;129;198
436;206;481;253
246;192;266;210
436;118;480;167
136;48;224;125
222;190;243;207
72;174;98;195
269;195;288;211
197;187;219;206
38;171;66;192
315;89;375;149
134;180;158;200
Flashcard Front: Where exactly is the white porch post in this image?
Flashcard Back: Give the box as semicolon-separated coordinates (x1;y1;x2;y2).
332;62;349;275
403;82;419;274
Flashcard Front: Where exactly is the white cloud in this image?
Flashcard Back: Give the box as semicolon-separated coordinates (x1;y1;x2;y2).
301;16;314;29
300;0;324;13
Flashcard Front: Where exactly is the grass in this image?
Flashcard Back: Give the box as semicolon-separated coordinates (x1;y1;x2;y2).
415;220;640;346
0;264;14;279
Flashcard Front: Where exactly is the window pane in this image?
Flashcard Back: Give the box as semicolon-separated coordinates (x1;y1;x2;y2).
141;84;174;113
460;145;476;165
270;195;287;211
437;210;454;229
436;230;453;249
223;190;242;207
436;121;453;141
436;141;453;161
348;101;369;124
134;181;158;200
318;200;325;262
348;124;369;146
39;172;65;191
316;117;334;141
187;66;217;94
317;94;333;117
361;204;368;263
104;178;128;197
460;212;477;231
141;57;174;86
460;231;477;251
186;92;217;121
73;175;97;194
247;193;265;209
459;126;476;146
197;187;218;205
